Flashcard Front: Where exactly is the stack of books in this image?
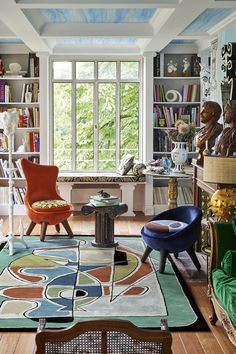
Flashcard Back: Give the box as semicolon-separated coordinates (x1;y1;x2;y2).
90;194;120;207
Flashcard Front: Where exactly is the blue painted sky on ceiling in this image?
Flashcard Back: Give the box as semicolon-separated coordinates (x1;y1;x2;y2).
0;38;23;44
183;8;236;33
53;38;136;45
40;8;156;23
170;39;196;44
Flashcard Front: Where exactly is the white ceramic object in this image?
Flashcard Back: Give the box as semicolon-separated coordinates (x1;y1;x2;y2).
9;62;22;73
166;89;182;102
171;141;188;173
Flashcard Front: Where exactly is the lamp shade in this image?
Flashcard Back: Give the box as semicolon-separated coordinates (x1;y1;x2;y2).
203;156;236;184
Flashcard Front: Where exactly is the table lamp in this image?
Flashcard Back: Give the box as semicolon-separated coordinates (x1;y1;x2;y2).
203;156;236;221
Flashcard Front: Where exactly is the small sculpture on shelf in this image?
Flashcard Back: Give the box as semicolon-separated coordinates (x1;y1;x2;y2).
214;100;236;156
195;101;223;165
16;136;28;153
182;57;190;76
166;60;177;76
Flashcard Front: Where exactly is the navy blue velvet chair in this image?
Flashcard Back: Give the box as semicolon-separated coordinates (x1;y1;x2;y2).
141;206;202;273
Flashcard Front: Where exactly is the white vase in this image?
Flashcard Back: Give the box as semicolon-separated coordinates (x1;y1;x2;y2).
171;141;188;173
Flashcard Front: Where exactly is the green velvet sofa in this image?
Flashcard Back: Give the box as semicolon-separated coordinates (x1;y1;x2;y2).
208;219;236;347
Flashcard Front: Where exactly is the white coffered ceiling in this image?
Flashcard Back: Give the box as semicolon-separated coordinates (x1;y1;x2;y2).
0;0;236;54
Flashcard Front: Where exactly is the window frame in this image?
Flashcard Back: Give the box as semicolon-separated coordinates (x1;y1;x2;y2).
49;56;143;172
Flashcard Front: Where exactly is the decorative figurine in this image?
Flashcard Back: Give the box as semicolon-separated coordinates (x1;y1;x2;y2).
215;100;236;156
195;101;223;165
167;60;177;76
182;57;190;76
98;190;111;198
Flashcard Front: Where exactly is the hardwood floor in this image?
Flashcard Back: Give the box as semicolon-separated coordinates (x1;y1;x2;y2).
0;213;235;354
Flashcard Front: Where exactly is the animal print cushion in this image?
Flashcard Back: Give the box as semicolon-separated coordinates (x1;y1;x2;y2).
32;199;69;211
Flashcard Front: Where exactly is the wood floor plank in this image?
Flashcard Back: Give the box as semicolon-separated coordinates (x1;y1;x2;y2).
0;213;235;353
0;333;20;354
13;333;35;354
179;332;205;353
196;332;224;354
171;332;187;354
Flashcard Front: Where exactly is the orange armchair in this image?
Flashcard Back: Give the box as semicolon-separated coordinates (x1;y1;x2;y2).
21;158;73;241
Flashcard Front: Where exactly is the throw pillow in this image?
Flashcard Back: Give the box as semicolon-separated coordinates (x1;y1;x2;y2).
133;161;146;176
117;155;134;175
145;219;188;233
221;250;236;277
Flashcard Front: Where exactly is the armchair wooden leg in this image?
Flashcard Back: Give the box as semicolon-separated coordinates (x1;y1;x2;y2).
55;224;60;232
40;222;48;242
26;221;36;235
61;220;73;238
187;246;201;270
159;249;168;273
141;245;152;263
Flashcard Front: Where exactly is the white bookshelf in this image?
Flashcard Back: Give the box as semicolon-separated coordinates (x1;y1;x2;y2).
0;53;40;215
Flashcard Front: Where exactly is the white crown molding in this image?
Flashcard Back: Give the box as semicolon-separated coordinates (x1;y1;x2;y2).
41;23;153;38
16;0;180;9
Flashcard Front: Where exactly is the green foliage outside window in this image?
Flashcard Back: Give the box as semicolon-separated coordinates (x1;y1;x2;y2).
52;60;140;172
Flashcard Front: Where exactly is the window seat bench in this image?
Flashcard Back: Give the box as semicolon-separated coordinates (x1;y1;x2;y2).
57;173;146;216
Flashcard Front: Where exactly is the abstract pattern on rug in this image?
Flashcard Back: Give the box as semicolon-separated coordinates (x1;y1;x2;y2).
0;237;206;329
0;239;166;320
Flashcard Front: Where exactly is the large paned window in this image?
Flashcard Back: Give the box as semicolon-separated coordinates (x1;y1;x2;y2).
51;59;141;172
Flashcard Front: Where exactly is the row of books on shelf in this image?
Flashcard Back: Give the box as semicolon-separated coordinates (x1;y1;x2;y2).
153;105;200;127
0;158;24;178
28;53;39;78
153;84;200;103
0;131;40;153
0;186;26;205
0;81;39;103
25;131;40;152
0;106;40;128
153;186;193;205
153;129;196;152
0;156;39;178
18;107;40;128
21;82;39;103
0;82;12;103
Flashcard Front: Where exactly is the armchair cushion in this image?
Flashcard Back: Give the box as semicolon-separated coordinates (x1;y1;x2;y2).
32;199;70;212
221;250;236;277
144;220;188;233
212;268;236;326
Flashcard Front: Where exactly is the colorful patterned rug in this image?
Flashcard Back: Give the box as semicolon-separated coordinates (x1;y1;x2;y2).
0;236;208;331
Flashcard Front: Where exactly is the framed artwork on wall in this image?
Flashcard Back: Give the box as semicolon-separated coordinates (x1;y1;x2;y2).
164;54;193;77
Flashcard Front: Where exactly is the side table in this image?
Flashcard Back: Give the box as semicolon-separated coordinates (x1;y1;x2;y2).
81;203;128;247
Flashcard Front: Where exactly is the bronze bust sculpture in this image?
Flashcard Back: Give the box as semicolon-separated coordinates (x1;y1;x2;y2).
195;101;223;164
215;100;236;156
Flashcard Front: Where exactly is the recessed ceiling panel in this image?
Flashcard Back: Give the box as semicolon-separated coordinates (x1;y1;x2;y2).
170;39;196;44
0;38;23;44
39;8;156;24
182;8;236;33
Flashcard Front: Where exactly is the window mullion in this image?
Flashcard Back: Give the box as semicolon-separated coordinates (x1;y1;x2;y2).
71;60;76;171
94;61;99;172
116;61;121;169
